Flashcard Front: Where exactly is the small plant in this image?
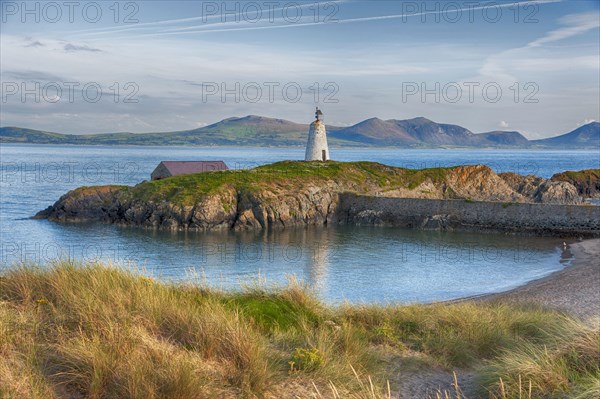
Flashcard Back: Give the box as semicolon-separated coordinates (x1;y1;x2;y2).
372;321;399;346
290;347;324;372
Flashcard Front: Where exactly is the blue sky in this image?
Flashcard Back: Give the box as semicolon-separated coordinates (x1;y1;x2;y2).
1;0;599;138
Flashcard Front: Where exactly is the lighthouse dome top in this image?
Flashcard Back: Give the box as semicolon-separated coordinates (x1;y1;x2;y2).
315;107;323;121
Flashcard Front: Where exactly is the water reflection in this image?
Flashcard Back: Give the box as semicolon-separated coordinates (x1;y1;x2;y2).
56;224;563;304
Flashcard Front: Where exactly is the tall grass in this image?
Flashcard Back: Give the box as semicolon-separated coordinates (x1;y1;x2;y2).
481;319;600;398
0;263;270;398
338;301;576;368
1;262;597;398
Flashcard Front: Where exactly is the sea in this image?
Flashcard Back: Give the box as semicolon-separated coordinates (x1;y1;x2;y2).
1;145;598;304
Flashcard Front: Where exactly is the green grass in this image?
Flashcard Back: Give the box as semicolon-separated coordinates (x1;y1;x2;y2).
1;262;597;398
119;161;456;206
551;169;600;197
552;169;600;182
480;321;600;398
401;167;455;190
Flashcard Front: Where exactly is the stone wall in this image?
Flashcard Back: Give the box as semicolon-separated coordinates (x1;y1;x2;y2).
337;194;600;237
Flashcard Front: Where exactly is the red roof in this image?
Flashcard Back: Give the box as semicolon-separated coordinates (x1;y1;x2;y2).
159;161;228;175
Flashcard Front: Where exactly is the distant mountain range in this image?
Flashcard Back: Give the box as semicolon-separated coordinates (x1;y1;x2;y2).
1;116;598;149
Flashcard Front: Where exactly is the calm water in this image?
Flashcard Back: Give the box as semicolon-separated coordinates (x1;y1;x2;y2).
1;145;598;303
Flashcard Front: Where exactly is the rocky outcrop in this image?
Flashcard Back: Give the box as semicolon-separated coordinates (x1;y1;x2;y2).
551;169;600;198
36;181;343;231
375;165;527;202
443;165;525;202
499;173;582;205
35;186;125;222
35;162;588;232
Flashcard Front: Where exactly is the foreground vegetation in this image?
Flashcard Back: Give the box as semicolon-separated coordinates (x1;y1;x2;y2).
1;263;598;398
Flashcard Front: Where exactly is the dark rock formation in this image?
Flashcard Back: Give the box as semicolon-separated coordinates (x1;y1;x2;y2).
35;186;125;222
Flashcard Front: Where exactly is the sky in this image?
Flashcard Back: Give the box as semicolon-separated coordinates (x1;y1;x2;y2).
0;0;599;138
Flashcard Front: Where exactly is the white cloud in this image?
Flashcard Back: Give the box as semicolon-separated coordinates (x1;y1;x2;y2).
471;12;600;86
499;121;509;128
528;12;600;47
71;0;351;38
71;0;563;39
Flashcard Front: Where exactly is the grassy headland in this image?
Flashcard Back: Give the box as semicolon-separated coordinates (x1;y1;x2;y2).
121;161;456;206
1;263;598;398
38;161;598;234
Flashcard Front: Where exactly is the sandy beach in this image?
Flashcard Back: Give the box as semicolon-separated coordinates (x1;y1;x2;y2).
486;238;600;323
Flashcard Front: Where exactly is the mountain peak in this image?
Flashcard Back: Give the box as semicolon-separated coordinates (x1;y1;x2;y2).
533;121;600;147
230;115;266;122
407;116;434;123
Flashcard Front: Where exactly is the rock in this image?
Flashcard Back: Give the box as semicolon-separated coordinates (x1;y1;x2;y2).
500;172;583;204
420;214;460;230
499;172;545;198
445;165;525;202
34;186;124;222
551;169;600;198
534;181;581;205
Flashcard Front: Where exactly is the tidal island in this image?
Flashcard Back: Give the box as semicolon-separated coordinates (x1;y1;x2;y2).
35;161;599;237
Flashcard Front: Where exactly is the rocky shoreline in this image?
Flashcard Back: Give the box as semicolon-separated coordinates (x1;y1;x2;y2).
34;162;599;237
339;195;600;237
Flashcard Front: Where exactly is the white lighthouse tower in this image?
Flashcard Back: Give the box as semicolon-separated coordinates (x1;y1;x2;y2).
305;107;330;161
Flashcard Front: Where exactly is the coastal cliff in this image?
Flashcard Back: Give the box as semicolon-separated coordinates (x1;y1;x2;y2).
35;162;596;235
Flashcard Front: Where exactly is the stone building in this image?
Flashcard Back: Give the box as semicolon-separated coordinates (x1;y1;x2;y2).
151;161;228;180
305;107;330;161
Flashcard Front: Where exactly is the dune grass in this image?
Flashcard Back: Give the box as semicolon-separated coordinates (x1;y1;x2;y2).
0;262;598;398
480;320;600;398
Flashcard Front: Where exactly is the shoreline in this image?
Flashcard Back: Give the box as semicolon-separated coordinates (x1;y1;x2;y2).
1;142;597;150
481;238;600;322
